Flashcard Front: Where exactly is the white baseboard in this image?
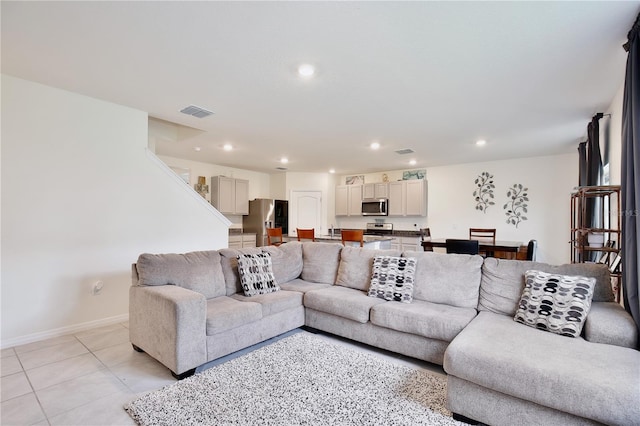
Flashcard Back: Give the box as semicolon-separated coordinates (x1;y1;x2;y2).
1;314;130;349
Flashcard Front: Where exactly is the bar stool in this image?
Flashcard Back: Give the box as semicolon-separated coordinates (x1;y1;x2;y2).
341;229;364;247
296;228;315;242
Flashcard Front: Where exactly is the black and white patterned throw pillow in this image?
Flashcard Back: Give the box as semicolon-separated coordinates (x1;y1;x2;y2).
368;256;417;303
237;253;280;297
514;270;596;338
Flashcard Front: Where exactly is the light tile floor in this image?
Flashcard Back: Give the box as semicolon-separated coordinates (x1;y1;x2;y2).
1;324;445;425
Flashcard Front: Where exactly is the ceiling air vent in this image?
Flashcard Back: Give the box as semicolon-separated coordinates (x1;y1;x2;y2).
276;167;288;171
395;148;415;155
180;105;214;118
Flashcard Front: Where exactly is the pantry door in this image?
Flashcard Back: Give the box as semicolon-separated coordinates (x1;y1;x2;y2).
289;191;322;237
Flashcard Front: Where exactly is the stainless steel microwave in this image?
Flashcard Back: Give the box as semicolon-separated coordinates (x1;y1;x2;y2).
361;198;388;216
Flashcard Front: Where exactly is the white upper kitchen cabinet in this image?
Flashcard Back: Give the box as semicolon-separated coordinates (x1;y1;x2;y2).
363;183;388;199
405;180;427;216
234;179;249;215
388;181;405;216
348;185;362;215
335;184;362;216
211;176;249;215
388;180;427;216
335;185;349;216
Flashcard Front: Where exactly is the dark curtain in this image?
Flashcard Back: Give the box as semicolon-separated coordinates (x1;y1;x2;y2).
621;13;640;337
577;116;604;262
586;114;604;190
578;142;588;186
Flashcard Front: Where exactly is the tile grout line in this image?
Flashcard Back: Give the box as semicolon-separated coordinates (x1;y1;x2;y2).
41;326;135;423
2;323;134;425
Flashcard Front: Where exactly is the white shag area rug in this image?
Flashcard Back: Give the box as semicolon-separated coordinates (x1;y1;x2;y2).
124;333;462;426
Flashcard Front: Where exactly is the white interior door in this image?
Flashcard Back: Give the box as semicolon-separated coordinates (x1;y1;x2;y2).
289;190;322;236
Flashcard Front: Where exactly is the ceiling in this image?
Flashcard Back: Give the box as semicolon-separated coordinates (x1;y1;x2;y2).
2;1;638;175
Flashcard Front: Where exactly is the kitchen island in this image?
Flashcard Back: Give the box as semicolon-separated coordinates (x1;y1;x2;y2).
313;235;395;250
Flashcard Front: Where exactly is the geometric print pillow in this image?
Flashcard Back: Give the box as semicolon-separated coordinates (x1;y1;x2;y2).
368;256;417;303
514;270;596;338
237;253;280;297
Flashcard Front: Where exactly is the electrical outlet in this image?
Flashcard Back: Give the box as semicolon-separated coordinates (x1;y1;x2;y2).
93;280;104;295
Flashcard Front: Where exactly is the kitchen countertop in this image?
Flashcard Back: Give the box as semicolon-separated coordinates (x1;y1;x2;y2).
314;235;395;243
228;230;256;235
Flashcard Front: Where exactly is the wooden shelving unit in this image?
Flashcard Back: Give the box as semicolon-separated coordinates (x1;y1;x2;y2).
570;185;621;301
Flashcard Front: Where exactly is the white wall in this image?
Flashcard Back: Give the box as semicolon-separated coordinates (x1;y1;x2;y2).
270;173;287;200
1;76;230;346
337;155;577;264
156;155;272;228
156;155;272;201
427;154;577;264
603;81;625;185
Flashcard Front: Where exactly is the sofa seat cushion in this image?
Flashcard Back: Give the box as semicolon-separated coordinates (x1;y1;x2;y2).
371;300;476;342
231;290;302;317
279;278;331;294
304;286;386;323
205;296;262;335
444;311;640;425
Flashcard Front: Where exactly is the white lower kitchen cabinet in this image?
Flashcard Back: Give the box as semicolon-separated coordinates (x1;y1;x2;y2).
241;234;256;248
391;236;422;252
229;233;256;248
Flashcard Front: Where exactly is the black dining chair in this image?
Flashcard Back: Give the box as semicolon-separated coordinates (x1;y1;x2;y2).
445;239;480;255
526;239;538;261
420;228;433;252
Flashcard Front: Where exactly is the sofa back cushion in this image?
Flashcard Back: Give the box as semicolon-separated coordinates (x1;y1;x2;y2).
479;258;614;316
262;241;304;284
135;250;225;299
219;247;262;295
402;251;483;309
301;242;343;284
336;247;402;291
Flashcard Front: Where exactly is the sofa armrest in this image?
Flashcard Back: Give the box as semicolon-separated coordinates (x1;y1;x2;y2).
129;284;207;375
584;302;638;349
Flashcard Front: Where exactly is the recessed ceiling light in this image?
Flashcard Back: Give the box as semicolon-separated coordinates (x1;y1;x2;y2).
194;146;201;152
298;64;315;77
476;139;487;146
223;143;233;151
370;141;380;150
409;159;417;166
329;169;336;174
280;157;289;164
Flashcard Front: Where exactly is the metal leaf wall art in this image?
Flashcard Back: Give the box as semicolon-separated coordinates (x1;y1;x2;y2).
473;172;495;213
504;184;529;228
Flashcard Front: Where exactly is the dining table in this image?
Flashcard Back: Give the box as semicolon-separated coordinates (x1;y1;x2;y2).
421;238;524;259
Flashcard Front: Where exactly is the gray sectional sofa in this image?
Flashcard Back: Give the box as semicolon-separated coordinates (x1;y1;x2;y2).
129;241;639;425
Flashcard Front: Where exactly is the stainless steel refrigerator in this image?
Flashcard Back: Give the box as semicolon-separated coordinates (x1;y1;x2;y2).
242;199;288;246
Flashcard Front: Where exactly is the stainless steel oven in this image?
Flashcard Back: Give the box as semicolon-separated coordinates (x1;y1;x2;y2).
365;222;393;235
